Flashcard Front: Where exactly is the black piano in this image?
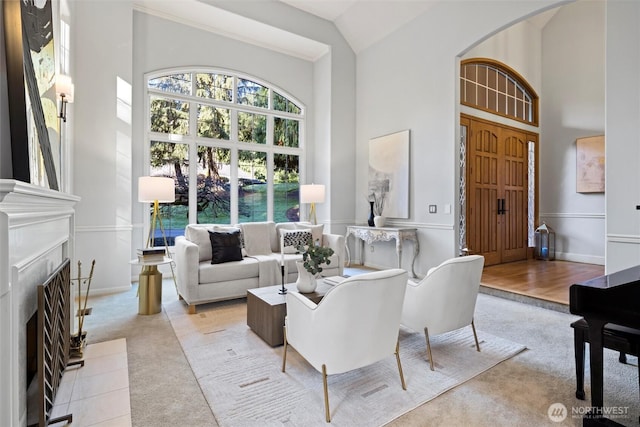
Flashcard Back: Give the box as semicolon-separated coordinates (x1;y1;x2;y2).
570;265;640;426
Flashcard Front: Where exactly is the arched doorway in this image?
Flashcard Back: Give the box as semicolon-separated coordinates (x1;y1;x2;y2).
459;59;539;267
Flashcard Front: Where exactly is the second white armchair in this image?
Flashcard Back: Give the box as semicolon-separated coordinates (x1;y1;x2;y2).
401;255;485;370
282;268;409;422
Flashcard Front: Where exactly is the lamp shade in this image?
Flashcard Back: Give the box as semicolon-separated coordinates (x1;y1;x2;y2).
56;74;74;103
299;184;325;204
138;176;175;203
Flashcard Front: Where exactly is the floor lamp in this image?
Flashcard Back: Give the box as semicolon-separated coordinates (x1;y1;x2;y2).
138;176;177;289
300;184;325;225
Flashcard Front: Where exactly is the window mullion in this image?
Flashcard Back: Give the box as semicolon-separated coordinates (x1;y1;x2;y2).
267;152;274;221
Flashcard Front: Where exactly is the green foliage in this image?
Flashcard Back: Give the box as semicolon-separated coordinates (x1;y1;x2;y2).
296;238;334;276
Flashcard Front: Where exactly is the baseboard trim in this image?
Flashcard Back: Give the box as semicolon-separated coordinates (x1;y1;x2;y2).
555;252;605;265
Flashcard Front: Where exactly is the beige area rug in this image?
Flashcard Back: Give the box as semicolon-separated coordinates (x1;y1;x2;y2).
164;297;526;427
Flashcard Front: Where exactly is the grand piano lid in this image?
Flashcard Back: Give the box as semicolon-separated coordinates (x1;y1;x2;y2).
574;264;640;289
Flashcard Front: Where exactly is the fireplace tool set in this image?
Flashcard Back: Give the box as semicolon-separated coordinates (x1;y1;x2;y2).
70;259;95;358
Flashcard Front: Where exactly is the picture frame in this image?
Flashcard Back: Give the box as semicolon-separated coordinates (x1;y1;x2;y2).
368;129;410;218
576;135;605;193
3;0;60;190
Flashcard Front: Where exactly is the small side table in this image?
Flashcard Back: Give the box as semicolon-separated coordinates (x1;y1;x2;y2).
130;257;174;315
247;281;333;346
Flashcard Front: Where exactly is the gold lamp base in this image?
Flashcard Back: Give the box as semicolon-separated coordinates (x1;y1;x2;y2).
138;265;162;315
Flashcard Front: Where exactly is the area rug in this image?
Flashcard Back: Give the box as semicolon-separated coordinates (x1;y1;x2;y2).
164;298;526;427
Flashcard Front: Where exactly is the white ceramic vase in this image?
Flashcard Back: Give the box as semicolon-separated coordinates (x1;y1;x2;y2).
295;260;317;293
373;215;386;227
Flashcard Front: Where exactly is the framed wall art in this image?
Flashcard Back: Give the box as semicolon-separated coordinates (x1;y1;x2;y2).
368;129;410;218
576;135;604;193
3;0;60;190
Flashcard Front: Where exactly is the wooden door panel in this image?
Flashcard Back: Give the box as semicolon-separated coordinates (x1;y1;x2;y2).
466;119;529;266
501;132;528;262
467;122;501;265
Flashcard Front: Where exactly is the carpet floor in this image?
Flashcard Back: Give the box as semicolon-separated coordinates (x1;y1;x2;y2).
163;292;525;426
82;277;639;426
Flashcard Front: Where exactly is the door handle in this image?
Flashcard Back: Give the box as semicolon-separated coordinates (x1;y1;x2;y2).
496;198;508;215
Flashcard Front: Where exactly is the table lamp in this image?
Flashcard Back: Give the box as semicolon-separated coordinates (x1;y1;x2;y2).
300;184;325;225
138;176;175;249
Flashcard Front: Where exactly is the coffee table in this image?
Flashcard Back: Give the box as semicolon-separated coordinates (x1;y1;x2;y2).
247;281;334;346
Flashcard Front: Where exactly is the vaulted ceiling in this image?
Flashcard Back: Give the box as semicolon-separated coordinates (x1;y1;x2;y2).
133;0;561;60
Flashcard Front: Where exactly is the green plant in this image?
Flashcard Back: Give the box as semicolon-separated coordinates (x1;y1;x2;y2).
296;238;334;276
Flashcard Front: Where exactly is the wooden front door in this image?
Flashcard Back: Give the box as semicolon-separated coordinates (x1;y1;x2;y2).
464;117;529;266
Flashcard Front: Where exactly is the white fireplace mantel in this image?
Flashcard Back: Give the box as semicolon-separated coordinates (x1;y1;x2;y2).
0;180;80;427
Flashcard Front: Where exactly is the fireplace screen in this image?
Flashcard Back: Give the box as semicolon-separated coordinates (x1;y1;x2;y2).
32;258;83;426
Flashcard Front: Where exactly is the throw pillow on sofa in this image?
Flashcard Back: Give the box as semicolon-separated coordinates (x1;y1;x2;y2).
280;230;313;254
208;230;244;264
295;223;324;245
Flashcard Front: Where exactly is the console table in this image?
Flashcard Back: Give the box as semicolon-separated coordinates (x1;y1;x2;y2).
345;226;419;278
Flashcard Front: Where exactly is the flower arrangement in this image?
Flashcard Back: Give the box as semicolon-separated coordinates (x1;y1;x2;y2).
296;238;335;276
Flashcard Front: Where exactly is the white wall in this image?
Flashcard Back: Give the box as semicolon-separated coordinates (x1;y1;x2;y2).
540;0;605;264
72;0;133;293
605;0;640;273
355;1;562;274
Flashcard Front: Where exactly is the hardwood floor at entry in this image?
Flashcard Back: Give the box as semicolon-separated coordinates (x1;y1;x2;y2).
481;259;604;305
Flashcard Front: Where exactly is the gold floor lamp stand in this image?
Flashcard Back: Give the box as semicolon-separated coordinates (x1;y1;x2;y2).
138;265;162;315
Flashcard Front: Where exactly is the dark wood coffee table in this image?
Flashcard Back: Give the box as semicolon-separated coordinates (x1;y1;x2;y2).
246;281;333;346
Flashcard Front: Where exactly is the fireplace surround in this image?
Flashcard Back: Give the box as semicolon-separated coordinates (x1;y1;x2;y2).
0;180;79;427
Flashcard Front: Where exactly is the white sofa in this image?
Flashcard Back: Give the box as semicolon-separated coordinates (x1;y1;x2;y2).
174;221;344;313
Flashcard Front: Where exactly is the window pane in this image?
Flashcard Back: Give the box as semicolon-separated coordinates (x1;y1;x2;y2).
195;73;233;102
148;73;191;95
274;154;299;222
197;105;230;140
273;92;301;114
150;97;190;135
237;79;268;108
196;146;231;224
149;141;189;245
237;150;267;223
274;117;299;147
238;112;266;144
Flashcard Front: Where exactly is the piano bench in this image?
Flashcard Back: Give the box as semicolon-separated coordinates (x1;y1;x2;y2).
571;318;640;400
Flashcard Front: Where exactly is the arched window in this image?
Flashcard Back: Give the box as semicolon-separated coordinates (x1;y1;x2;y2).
460;58;538;125
145;69;305;245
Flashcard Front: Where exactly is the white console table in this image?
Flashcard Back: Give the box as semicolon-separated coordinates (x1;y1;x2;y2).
345;226;419;278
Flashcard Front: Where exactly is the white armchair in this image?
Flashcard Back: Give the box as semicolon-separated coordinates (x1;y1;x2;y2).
401;255;485;371
282;269;408;423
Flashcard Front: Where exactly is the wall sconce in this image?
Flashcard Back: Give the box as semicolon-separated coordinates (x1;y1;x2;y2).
56;74;74;122
300;184;325;225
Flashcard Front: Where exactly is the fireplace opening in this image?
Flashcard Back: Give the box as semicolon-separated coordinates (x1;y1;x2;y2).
25;259;84;427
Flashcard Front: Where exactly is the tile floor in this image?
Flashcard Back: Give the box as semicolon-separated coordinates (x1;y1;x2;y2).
50;338;132;426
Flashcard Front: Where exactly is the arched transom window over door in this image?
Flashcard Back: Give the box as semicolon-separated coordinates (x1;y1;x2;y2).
460;58;539;126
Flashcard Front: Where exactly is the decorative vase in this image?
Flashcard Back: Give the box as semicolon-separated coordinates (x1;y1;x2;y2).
373;215;386;227
368;201;375;227
295;261;317;293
